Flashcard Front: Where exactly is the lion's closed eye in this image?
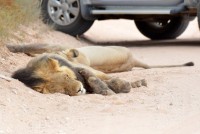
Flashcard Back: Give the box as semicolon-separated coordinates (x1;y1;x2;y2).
77;89;82;93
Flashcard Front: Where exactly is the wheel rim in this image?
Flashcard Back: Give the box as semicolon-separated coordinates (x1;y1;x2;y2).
149;19;171;29
47;0;80;26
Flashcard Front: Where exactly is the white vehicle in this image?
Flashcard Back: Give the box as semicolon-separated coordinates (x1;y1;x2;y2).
40;0;199;40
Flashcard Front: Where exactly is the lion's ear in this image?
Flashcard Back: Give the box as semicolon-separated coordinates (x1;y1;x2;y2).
47;58;59;71
67;49;79;58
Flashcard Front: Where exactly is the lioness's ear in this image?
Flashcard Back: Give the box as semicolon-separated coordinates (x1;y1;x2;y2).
47;58;59;70
67;49;79;58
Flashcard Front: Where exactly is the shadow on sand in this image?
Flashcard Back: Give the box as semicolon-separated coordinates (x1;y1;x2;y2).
79;35;200;47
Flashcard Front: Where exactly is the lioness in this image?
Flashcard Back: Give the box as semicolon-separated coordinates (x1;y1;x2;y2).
8;44;194;73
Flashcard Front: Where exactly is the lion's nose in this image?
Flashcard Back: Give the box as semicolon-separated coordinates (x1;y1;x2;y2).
77;84;86;95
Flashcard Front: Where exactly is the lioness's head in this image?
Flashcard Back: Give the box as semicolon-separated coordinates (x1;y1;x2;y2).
58;49;90;66
12;54;86;96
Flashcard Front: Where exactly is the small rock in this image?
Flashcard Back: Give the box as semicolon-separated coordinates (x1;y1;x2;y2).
11;88;18;95
45;116;50;120
65;117;70;121
7;98;11;103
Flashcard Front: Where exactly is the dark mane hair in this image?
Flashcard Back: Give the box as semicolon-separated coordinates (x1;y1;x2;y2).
12;67;45;89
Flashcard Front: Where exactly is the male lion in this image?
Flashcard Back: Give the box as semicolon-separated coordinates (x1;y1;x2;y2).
8;44;194;73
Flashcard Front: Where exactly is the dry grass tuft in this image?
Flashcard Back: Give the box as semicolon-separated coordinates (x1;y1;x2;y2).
0;0;40;43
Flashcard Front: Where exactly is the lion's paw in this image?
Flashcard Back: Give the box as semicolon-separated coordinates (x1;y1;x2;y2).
104;78;131;93
131;79;147;88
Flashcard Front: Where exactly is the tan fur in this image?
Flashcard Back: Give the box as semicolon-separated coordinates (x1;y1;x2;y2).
11;44;191;96
12;54;86;96
76;46;147;73
34;58;84;95
7;44;194;73
74;46;194;72
12;53;146;96
56;49;90;66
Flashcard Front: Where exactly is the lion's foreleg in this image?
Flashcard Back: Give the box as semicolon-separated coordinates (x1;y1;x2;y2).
77;68;115;95
87;77;115;95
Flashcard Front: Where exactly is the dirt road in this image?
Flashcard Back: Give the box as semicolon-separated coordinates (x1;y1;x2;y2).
81;19;200;134
0;19;200;134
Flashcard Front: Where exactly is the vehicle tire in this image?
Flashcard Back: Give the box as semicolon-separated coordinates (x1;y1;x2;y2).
135;17;189;40
41;0;94;36
197;2;200;29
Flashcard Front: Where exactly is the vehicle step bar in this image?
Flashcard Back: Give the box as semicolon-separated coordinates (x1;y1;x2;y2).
90;5;186;15
91;9;171;15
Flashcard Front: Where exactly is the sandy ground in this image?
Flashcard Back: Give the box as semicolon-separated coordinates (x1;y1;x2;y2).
0;19;200;134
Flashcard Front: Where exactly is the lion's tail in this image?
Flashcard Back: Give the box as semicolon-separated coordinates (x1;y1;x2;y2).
147;61;194;68
133;59;194;69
